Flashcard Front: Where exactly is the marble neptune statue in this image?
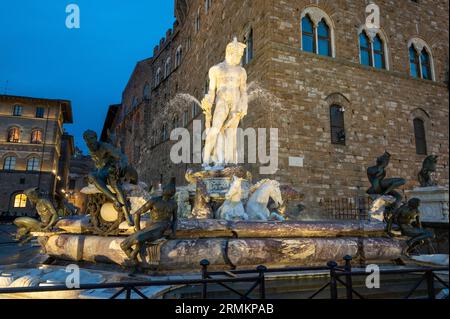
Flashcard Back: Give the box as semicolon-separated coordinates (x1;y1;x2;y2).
201;37;248;167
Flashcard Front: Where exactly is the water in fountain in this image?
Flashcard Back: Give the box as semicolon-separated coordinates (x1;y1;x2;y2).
167;81;283;121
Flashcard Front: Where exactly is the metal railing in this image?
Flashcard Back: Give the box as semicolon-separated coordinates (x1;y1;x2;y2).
321;197;372;221
0;256;447;299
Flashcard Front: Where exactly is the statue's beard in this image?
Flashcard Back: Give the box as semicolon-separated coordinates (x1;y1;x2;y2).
226;56;242;66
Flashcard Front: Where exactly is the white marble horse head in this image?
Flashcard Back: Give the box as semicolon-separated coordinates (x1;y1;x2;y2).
249;179;283;207
225;176;243;202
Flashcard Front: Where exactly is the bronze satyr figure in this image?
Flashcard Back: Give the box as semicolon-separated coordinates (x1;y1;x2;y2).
83;130;137;226
418;155;438;187
388;198;434;254
120;178;178;266
14;188;59;243
367;152;406;205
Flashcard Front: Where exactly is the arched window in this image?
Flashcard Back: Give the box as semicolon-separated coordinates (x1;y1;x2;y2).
36;107;45;118
183;110;189;127
330;105;346;145
243;28;254;65
13;105;23;116
3;156;16;170
7;127;20;143
27;157;40;171
300;8;335;57
165;58;172;78
143;82;150;100
31;129;43;144
409;46;420;78
373;35;385;69
151;130;157;146
155;68;162;87
14;193;27;208
175;46;183;68
133;97;138;107
413;118;427;155
161;124;168;142
408;39;434;81
359;31;371;66
359;30;386;69
192;102;200;118
420;49;432;80
205;0;212;13
173;115;179;129
301;15;315;53
195;8;201;32
317;19;331;56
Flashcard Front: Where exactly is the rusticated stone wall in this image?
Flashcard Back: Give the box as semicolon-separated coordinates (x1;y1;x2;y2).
113;0;449;215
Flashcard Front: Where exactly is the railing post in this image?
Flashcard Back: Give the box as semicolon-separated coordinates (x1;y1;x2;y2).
328;261;338;300
200;259;210;299
125;287;131;299
257;265;267;299
426;270;436;299
343;255;353;300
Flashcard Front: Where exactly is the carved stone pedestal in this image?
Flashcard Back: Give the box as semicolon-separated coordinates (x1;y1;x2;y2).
406;186;449;224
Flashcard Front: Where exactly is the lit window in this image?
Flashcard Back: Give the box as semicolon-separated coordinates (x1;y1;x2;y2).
27;157;40;171
13;105;23;116
7;127;20;143
14;194;27;208
31;130;43;144
36;107;45;118
3;156;16;170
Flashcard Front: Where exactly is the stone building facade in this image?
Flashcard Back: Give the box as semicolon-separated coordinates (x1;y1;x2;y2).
109;0;449;214
0;94;73;217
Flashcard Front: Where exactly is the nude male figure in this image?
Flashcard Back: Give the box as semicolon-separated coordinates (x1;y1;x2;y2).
201;38;248;166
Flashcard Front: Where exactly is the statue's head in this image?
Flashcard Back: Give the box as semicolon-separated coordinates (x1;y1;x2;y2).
423;155;438;172
162;177;176;199
408;198;421;209
83;130;99;151
24;188;39;203
225;37;247;66
376;151;391;167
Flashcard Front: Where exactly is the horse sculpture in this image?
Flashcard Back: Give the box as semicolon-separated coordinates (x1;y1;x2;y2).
246;179;285;221
216;176;249;221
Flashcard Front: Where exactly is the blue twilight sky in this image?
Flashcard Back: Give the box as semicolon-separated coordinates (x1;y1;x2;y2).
0;0;175;153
